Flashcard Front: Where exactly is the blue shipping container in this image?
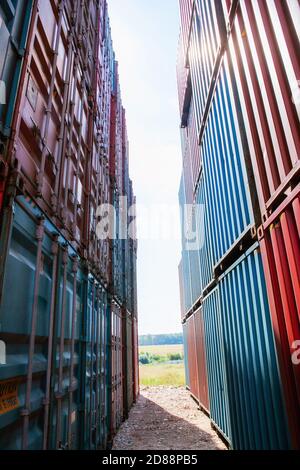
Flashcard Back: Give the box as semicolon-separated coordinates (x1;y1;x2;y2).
0;197;110;449
0;0;33;137
202;244;291;449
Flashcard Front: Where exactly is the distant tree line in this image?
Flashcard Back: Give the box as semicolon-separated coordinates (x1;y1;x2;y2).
139;333;183;346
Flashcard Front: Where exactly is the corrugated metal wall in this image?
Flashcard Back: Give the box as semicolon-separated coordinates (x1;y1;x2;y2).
0;0;138;450
177;0;299;449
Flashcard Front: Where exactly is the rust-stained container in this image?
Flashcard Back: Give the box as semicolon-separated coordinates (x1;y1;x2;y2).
259;186;300;449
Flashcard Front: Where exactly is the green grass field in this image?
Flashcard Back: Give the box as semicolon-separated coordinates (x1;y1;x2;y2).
139;344;185;386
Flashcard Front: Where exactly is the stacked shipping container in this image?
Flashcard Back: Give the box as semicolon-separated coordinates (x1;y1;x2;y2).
177;0;300;449
0;0;138;449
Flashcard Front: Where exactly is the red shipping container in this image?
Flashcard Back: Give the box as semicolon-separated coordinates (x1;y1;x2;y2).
259;184;300;449
194;307;210;413
178;0;194;61
111;301;124;436
3;0;113;283
176;31;190;123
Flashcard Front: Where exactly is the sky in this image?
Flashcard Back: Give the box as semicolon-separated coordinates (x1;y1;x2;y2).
108;0;183;335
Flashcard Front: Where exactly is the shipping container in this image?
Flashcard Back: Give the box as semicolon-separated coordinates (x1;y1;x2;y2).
201;245;292;449
178;260;185;321
178;0;193;60
185;310;209;412
193;307;210;413
187;0;227;134
218;244;291;449
178;175;193;314
1;0;116;263
259;186;300;449
185;315;198;400
176;32;191;125
132;316;139;402
198;52;257;268
80;277;109;450
182;322;190;389
110;301;123;437
0;0;33;139
124;312;134;414
179;49;259;309
0;196;109;450
202;287;232;444
177;0;299;449
0;0;35;212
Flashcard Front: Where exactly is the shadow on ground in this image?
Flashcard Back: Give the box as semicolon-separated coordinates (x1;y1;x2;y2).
112;389;226;450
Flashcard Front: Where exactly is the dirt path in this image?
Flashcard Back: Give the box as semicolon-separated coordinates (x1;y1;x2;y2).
112;386;227;450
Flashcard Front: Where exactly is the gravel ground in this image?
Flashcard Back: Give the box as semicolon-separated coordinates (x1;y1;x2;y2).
112;386;227;450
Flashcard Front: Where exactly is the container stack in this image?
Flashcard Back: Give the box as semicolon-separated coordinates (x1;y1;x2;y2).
0;0;138;450
177;0;300;449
